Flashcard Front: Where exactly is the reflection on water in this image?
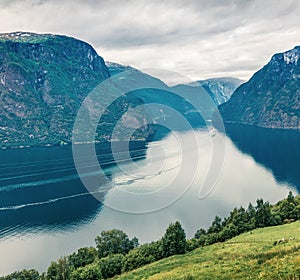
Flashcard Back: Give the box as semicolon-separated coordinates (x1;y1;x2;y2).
0;129;297;275
224;124;300;192
0;142;147;238
0;145;97;235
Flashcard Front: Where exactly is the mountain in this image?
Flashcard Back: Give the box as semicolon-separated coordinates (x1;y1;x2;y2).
0;33;208;148
106;61;134;76
187;77;244;105
105;62;210;137
219;46;300;129
107;63;238;131
0;32;148;148
106;62;242;108
0;32;240;149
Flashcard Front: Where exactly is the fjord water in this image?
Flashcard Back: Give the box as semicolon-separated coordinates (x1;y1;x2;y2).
0;127;299;275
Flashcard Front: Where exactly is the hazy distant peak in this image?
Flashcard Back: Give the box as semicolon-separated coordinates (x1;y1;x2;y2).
185;77;244;105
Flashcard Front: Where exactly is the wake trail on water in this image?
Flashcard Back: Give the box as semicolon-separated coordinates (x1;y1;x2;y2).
113;164;180;186
0;147;148;169
0;154;147;184
0;162;179;211
0;189;106;211
0;169;109;192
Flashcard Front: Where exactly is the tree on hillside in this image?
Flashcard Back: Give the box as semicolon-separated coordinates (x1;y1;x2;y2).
70;263;101;280
247;202;256;227
278;191;299;221
95;229;138;258
194;228;206;239
0;269;40;280
122;240;164;272
207;216;223;234
287;191;295;204
255;199;272;228
130;236;139;249
162;221;186;257
46;257;70;280
99;254;124;279
68;247;97;269
232;206;255;233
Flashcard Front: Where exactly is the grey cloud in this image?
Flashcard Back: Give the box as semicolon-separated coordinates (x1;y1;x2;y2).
0;0;299;81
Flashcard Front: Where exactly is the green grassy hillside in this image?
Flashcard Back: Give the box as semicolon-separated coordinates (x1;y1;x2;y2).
115;221;300;280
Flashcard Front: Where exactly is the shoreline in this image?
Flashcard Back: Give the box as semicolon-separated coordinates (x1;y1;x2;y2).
0;138;148;151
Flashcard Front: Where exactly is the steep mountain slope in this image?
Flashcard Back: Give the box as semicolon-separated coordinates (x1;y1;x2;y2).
106;63;233;131
105;62;209;135
188;77;244;105
219;46;300;129
108;61;241;107
0;32;148;148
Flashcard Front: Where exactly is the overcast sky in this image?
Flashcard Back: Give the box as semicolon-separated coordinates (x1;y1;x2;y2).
0;0;300;83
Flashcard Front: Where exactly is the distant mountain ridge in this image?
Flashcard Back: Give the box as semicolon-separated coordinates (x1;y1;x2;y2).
106;62;237;134
219;46;300;129
107;62;242;106
105;62;209;137
188;77;244;105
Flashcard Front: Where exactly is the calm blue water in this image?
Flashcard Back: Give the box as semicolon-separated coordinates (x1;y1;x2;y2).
0;127;299;275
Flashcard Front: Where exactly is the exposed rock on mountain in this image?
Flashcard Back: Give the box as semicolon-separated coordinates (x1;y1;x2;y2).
0;32;147;148
219;46;300;129
106;61;134;76
188;77;244;105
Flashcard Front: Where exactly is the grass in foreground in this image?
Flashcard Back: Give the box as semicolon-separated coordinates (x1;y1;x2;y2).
115;221;300;280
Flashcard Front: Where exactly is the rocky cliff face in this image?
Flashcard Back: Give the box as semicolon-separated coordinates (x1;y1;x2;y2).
0;32;147;148
219;46;300;129
188;77;243;105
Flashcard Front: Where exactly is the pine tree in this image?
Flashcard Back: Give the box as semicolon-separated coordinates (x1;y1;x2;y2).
255;199;272;227
207;216;223;234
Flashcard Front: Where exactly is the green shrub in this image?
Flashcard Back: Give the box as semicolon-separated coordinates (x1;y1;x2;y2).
68;247;97;269
122;240;163;272
0;269;39;280
99;254;124;279
70;263;101;280
186;238;200;252
95;229;138;258
46;257;70;280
